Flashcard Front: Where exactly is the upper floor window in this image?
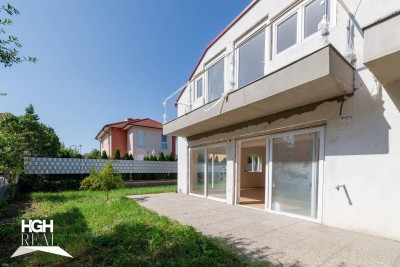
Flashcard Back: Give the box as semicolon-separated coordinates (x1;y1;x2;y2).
274;0;329;55
161;134;167;150
207;58;225;102
196;78;203;99
276;13;298;54
304;0;328;38
237;30;266;88
137;131;145;148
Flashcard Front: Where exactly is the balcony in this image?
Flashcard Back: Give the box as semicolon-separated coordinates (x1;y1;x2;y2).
364;12;400;86
164;45;354;137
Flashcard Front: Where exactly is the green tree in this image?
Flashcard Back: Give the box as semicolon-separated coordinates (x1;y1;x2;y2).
86;148;100;159
59;143;82;158
122;152;129;160
0;3;36;68
168;152;176;161
113;148;121;160
158;152;166;161
80;162;124;200
101;151;108;159
0;106;61;190
1;3;36;96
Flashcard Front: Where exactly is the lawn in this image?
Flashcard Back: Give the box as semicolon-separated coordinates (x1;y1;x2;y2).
0;185;267;266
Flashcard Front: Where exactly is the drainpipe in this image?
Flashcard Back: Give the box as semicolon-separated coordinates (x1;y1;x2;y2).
337;0;357;64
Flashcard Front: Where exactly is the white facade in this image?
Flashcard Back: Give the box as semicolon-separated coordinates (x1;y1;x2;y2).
167;0;400;241
126;126;173;160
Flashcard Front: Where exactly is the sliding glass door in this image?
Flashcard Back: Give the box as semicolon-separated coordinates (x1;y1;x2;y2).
189;144;227;201
207;146;227;200
190;148;206;196
268;129;322;219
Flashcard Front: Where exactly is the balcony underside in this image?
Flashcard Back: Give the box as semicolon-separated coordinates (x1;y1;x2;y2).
364;12;400;85
164;45;354;137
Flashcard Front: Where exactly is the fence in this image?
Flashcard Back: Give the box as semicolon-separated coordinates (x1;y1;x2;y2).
24;157;177;175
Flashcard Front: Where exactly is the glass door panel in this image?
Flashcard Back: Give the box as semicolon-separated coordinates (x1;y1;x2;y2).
190;148;206;196
207;146;227;199
270;132;319;218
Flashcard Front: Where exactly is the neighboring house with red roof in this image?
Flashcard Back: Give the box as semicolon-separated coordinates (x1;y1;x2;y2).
95;118;175;160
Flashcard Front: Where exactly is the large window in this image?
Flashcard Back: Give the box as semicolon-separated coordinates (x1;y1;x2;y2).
190;148;206;196
207;58;225;102
269;131;321;219
207;146;227;200
137;131;145;148
304;0;328;38
275;0;329;55
190;144;227;200
276;13;298;54
237;30;266;88
161;135;167;150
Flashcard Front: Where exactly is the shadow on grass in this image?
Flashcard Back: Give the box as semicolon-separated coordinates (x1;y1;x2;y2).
0;207;90;266
1;203;269;266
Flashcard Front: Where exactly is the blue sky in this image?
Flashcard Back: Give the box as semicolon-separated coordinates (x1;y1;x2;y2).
1;0;251;153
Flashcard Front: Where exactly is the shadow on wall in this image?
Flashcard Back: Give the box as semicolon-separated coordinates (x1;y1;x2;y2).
385;82;400;113
326;70;391;156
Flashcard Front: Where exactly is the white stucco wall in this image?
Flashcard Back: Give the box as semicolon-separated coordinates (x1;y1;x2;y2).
100;132;111;156
175;0;400;241
127;126;173;160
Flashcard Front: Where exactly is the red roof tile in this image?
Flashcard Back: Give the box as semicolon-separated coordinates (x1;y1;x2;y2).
95;118;162;140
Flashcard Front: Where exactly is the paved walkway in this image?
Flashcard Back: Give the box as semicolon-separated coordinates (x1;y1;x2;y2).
127;193;400;267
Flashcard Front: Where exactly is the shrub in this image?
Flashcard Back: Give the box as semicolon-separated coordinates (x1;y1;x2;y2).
122;152;129;160
166;152;176;161
128;154;134;160
150;155;157;161
158;152;166;161
101;151;108;159
113;149;121;160
80;163;124;200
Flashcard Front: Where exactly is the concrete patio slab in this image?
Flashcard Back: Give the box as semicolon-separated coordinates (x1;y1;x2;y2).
127;193;400;267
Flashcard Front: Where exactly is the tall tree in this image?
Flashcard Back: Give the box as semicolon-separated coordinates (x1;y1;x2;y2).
0;105;61;185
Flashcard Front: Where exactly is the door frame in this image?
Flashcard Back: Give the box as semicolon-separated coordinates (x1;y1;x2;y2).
188;143;228;203
266;126;325;223
234;126;325;223
234;135;268;207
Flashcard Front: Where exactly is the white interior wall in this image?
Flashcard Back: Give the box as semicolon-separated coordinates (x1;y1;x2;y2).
240;146;266;188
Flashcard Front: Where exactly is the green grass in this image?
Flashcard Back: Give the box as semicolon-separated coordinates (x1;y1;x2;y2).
0;186;267;266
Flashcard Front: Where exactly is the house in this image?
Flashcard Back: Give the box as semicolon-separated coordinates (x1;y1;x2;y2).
95;118;175;160
163;0;400;241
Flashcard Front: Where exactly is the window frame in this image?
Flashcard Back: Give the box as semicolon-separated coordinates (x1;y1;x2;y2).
205;54;226;104
195;76;204;101
188;142;228;202
247;154;263;173
273;0;331;57
161;134;167;150
137;131;145;149
235;25;267;90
